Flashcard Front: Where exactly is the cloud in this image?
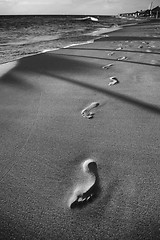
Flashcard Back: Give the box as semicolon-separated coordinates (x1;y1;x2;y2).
0;0;122;14
72;0;97;3
68;0;121;14
0;0;20;14
71;0;118;4
0;0;153;15
71;0;105;5
0;0;71;14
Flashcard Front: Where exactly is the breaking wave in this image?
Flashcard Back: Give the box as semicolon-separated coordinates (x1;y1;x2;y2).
74;16;99;22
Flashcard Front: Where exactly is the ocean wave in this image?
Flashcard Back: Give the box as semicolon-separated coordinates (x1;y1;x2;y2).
0;15;125;64
41;40;95;53
74;16;99;22
85;26;122;37
0;34;61;47
0;40;95;65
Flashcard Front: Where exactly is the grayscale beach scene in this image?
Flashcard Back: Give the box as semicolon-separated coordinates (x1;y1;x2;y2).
0;0;160;239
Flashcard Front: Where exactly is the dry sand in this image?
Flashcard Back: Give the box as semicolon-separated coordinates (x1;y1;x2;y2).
0;20;160;239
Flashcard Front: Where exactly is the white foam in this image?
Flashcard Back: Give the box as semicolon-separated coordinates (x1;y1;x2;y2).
41;48;60;53
75;16;98;22
41;40;95;54
62;40;94;49
86;26;122;37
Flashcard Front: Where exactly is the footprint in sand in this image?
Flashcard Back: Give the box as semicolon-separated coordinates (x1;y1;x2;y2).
68;159;100;209
108;76;119;86
117;56;127;61
102;63;113;69
116;47;123;50
146;49;152;53
107;51;115;56
81;102;99;119
151;60;159;65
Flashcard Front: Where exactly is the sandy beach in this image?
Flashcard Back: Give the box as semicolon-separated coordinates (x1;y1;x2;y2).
1;19;160;239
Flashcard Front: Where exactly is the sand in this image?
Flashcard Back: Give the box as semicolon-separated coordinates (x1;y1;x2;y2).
0;19;160;239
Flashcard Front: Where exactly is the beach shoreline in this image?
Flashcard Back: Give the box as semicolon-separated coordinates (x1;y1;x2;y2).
0;19;160;239
0;23;122;66
1;18;160;66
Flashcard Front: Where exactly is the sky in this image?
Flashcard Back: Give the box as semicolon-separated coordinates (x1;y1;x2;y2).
0;0;159;15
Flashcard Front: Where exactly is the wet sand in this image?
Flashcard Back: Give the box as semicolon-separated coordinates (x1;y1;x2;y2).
0;20;160;239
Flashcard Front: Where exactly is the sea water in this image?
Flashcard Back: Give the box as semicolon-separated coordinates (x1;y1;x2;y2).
0;15;140;64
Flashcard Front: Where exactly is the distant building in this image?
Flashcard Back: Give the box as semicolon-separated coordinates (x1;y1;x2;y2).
139;9;150;17
119;12;135;18
151;6;160;18
119;5;160;18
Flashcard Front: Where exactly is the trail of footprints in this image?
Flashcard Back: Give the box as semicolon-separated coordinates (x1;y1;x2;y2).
101;39;158;89
69;40;158;209
80;40;156;121
80;43;124;121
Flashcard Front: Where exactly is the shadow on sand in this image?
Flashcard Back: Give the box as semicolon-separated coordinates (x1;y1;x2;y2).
53;52;160;67
95;36;160;42
1;53;160;116
67;47;160;55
